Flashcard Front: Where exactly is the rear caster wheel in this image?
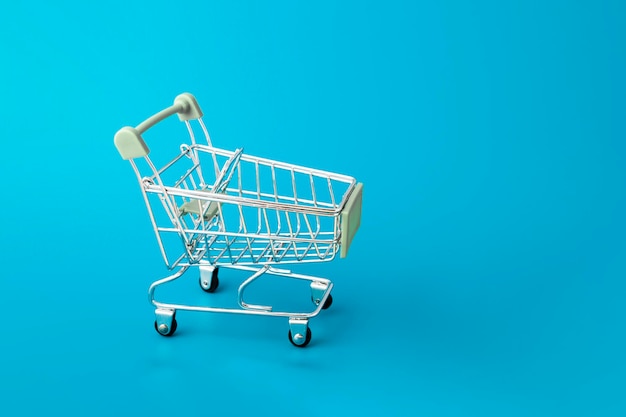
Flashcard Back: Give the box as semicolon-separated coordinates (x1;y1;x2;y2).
322;294;333;309
154;317;178;337
288;327;312;348
200;266;219;293
312;294;333;310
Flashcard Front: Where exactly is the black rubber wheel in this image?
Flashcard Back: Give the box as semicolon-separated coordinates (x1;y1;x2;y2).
322;294;333;310
200;267;220;293
154;317;178;337
288;327;312;348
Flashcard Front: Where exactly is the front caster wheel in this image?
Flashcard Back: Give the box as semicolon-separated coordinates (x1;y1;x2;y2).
200;266;219;293
288;327;312;348
154;317;178;337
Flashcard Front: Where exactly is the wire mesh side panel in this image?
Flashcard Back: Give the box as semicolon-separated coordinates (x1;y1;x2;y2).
178;144;356;266
188;203;341;266
130;143;216;269
133;118;357;269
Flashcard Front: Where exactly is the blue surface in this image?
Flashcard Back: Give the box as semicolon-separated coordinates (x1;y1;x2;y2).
1;1;625;415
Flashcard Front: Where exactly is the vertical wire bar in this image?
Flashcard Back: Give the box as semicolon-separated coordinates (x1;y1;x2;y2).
238;200;248;235
271;164;281;234
237;161;244;198
237;204;255;262
188;164;199;190
185;120;197;146
315;214;321;235
185;121;205;189
262;207;279;262
302;213;322;258
271;164;279;202
262;207;272;239
255;161;262;234
282;209;298;260
327;177;336;208
291;168;298;205
309;173;318;207
295;208;301;236
255;161;261;200
198;119;220;177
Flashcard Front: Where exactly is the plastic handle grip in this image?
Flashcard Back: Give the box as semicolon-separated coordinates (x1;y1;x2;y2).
114;93;203;160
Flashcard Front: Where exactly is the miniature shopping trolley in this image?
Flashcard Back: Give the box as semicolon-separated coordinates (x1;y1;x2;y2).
114;93;363;347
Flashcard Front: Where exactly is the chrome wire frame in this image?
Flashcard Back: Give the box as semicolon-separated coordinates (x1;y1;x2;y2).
148;264;333;319
130;117;355;323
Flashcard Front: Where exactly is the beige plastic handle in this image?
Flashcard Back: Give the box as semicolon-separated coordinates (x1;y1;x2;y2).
114;93;203;160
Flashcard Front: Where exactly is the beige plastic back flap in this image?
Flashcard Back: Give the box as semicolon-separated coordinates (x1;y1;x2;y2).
340;183;363;258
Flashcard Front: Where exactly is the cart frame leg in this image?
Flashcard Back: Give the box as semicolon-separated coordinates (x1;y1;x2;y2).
237;266;273;311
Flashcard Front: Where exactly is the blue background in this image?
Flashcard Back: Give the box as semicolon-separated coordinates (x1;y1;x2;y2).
1;1;625;416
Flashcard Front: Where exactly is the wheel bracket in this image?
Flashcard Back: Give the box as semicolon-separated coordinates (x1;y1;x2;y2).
155;308;176;335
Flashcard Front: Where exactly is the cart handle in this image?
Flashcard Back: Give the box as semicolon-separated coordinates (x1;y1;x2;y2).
114;93;203;160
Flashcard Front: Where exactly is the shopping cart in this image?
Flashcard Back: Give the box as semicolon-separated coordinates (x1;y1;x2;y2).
114;93;363;347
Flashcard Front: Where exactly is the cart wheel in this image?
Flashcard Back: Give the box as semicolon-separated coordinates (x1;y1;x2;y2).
322;294;333;310
154;317;178;337
288;327;312;348
200;267;219;293
312;294;333;310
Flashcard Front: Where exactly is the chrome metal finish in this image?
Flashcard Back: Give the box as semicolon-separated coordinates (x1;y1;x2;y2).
288;318;309;346
155;308;175;335
117;94;362;345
